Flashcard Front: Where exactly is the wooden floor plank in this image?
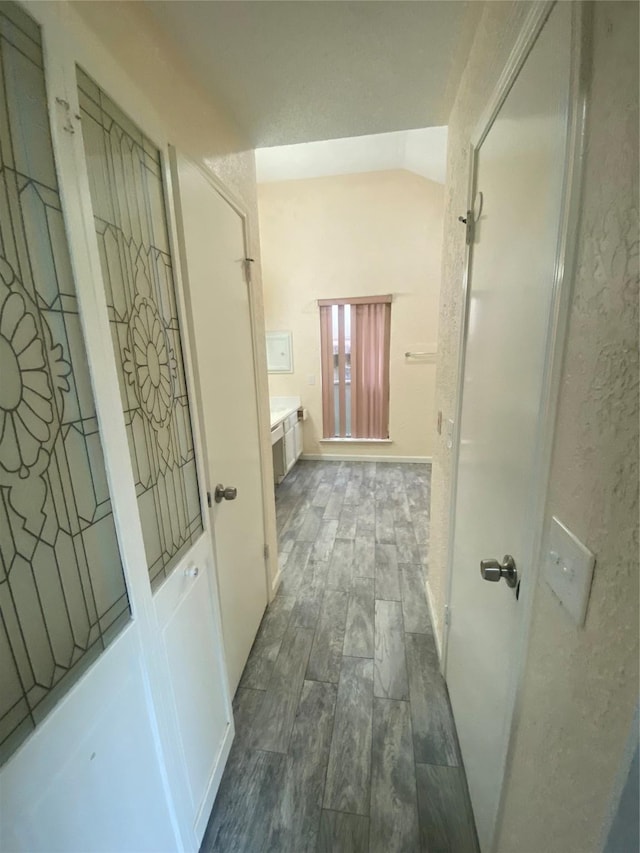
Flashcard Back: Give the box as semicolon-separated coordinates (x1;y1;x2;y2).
323;657;373;815
343;577;375;658
375;543;402;601
265;680;337;853
354;532;376;578
405;632;460;766
239;595;296;690
306;589;348;683
250;625;314;753
374;599;409;700
416;763;479;853
400;562;431;634
316;810;369;853
370;698;420;853
326;538;354;591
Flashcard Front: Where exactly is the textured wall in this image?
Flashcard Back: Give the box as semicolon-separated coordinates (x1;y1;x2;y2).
431;1;639;850
66;0;279;589
260;170;443;459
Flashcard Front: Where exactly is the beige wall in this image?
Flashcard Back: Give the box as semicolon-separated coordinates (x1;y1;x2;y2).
259;170;443;459
430;2;639;851
64;0;279;590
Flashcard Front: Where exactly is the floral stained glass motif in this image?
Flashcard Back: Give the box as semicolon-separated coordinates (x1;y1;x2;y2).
0;2;130;765
77;69;203;589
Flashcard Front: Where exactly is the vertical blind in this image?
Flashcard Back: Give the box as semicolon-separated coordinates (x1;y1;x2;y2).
319;296;391;440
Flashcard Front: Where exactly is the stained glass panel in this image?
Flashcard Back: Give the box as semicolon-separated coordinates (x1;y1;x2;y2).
0;1;130;765
77;69;203;589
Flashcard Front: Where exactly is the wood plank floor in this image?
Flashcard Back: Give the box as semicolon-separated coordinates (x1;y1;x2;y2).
201;461;479;853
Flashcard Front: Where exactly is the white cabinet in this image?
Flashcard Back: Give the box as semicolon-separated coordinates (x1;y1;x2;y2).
283;428;296;472
270;402;303;483
294;420;303;461
283;412;297;473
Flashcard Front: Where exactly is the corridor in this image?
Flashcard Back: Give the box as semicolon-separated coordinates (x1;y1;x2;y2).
201;461;478;852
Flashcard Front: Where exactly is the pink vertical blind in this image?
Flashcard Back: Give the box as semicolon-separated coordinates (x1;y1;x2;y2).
319;296;391;439
351;301;391;439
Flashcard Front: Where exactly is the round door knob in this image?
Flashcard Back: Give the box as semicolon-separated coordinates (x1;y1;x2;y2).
184;565;199;578
480;554;518;588
214;484;238;503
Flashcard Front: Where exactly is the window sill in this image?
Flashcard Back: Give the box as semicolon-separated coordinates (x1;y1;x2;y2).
320;438;392;444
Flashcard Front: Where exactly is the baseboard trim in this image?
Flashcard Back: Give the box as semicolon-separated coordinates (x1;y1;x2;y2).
425;579;443;663
269;566;283;600
301;453;432;464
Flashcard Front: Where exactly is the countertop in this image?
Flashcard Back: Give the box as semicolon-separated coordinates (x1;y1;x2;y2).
269;396;301;431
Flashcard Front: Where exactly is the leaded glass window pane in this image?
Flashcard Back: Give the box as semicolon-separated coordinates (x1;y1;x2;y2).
77;69;203;590
0;2;130;765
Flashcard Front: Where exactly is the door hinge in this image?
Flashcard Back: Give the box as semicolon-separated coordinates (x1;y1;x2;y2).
244;257;254;283
444;604;451;627
206;491;212;508
263;544;270;560
458;210;474;245
55;96;81;135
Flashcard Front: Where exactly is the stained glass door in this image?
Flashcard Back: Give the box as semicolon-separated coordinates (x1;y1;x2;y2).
0;3;186;851
1;3;233;850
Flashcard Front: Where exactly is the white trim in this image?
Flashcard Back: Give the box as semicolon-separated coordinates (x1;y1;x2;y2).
270;567;283;597
301;453;431;464
193;721;233;841
425;580;443;661
472;2;555;148
319;438;393;445
439;3;589;851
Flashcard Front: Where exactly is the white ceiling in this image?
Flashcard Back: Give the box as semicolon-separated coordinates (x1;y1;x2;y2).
146;1;482;148
255;126;448;184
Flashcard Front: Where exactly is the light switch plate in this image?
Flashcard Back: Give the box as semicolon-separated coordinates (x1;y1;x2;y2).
545;516;596;626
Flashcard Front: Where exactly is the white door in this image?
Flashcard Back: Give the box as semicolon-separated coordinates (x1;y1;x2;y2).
1;4;233;848
172;156;268;694
445;4;575;851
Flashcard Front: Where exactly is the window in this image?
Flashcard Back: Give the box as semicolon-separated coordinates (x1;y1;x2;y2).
319;296;391;440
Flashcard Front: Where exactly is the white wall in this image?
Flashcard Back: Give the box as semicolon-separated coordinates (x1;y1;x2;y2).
259;169;443;460
429;2;639;850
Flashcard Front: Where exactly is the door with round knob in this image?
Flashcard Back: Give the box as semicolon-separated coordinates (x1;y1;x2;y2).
214;484;238;503
480;554;518;588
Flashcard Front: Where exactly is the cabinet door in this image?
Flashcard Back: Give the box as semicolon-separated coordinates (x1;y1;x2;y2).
294;420;303;460
284;430;296;472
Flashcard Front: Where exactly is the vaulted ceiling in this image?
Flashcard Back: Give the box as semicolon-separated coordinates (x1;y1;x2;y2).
146;1;482;148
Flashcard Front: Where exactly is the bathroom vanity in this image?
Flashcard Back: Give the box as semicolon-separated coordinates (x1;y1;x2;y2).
270;396;303;483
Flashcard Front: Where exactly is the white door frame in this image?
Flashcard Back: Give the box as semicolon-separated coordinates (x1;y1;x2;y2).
23;2;235;847
168;151;273;608
440;1;590;849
